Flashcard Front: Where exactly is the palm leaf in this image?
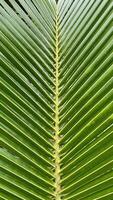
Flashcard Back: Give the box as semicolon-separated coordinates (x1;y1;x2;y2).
0;0;113;199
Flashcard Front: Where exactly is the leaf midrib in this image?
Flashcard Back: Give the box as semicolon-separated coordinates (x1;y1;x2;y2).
54;7;61;200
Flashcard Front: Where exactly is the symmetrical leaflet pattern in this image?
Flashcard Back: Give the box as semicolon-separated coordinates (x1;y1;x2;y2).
0;0;113;199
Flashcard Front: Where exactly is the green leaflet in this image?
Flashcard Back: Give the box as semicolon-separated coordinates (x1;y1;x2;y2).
0;0;113;199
